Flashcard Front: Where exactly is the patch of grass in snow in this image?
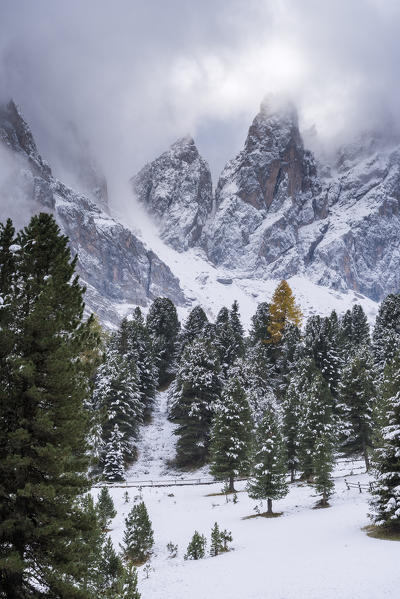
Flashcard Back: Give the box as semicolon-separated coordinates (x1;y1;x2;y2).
205;490;245;497
312;502;332;510
364;525;400;541
242;511;283;520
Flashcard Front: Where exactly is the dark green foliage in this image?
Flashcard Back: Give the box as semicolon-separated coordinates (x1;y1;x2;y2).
214;306;238;377
100;536;125;595
96;487;117;530
340;304;370;356
210;377;252;491
337;349;376;470
312;432;335;506
118;564;141;599
276;323;302;399
121;501;154;563
184;531;206;560
282;374;303;481
304;312;342;398
243;343;275;419
230;300;245;359
210;522;224;556
93;348;142;460
209;522;233;556
166;542;178;558
0;213;101;598
178;305;209;358
369;391;400;531
247;405;288;513
373;294;400;375
116;309;157;416
146;297;180;386
103;424;125;482
250;301;271;345
298;371;335;480
170;338;221;467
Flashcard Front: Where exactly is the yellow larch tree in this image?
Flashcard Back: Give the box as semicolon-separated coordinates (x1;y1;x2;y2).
266;280;302;343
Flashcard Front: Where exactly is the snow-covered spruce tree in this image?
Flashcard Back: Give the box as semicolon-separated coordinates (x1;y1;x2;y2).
170;338;222;467
214;306;239;377
312;431;335;506
267;280;302;345
96;487;117;530
369;390;400;531
116;308;158;417
244;342;276;420
298;371;335;481
337;349;376;470
184;531;206;560
230;300;245;359
350;304;370;348
209;377;253;492
304;312;343;400
209;523;224;557
103;424;125;482
282;373;304;482
249;301;271;345
121;501;154;564
247;404;288;514
0;213;101;598
177;305;209;359
146;297;180;386
93;347;142;460
372;293;400;376
276;323;302;400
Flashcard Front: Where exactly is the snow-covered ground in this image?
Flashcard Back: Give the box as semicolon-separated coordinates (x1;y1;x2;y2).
93;465;399;599
125;388;210;483
113;204;379;331
94;389;399;599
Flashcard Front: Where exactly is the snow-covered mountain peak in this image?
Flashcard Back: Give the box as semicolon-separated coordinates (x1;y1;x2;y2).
131;135;213;251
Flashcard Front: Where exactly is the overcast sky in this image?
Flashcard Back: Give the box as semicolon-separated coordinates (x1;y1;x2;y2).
1;0;400;202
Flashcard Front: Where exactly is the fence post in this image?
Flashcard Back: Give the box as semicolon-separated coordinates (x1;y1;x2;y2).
358;481;362;493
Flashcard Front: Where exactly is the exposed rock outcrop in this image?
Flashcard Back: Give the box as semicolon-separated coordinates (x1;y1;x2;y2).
0;100;186;326
131;135;213;250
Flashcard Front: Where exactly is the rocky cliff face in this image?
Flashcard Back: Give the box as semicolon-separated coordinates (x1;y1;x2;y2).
131;136;213;250
203;97;319;271
0;101;185;325
132;95;400;302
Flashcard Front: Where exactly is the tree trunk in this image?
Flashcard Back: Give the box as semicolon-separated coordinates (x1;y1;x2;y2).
363;442;370;472
290;467;295;483
267;498;273;514
322;491;328;506
228;474;235;493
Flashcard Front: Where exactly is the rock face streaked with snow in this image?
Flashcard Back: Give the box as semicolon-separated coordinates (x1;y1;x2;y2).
203;98;400;301
0;100;185;325
135;96;400;302
203;97;319;272
131;136;213;250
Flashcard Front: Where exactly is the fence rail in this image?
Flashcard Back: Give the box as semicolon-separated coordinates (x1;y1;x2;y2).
344;479;375;493
92;476;248;489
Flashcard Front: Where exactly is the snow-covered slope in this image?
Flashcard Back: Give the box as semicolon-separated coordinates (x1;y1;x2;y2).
118;204;379;329
95;466;399;599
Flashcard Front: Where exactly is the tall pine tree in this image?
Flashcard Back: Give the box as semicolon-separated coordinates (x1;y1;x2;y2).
247;405;288;514
209;377;252;491
0;213;100;598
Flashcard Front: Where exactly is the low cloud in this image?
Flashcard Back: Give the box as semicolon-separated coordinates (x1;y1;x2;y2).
1;0;400;205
